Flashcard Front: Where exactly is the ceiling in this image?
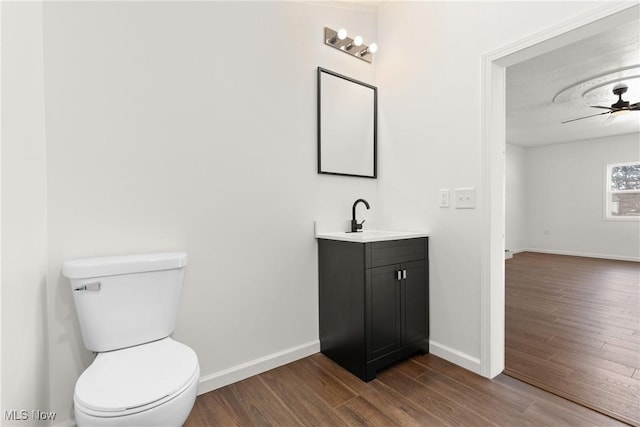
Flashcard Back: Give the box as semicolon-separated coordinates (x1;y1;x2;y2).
506;18;640;147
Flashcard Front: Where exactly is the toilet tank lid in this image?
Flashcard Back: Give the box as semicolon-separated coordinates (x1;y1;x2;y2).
62;252;187;279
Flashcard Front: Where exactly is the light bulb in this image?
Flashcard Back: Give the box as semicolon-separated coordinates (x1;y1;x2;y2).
612;109;630;116
337;28;347;40
354;36;363;47
368;43;378;53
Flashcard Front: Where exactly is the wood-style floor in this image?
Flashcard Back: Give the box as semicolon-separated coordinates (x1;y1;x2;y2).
505;252;640;426
185;352;626;426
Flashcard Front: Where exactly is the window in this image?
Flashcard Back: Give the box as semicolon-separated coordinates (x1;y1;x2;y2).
605;161;640;220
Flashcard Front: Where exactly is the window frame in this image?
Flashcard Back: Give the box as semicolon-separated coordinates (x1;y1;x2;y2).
604;161;640;221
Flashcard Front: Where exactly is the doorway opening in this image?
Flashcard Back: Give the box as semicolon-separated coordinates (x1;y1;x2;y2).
481;2;639;424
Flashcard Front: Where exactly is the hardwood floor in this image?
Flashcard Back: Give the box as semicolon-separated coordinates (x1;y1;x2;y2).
505;252;640;426
184;352;626;426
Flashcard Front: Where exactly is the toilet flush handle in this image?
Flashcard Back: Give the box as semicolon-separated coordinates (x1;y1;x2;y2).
73;281;101;292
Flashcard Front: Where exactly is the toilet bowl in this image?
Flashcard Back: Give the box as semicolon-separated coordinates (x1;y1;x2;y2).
74;338;199;427
63;252;199;427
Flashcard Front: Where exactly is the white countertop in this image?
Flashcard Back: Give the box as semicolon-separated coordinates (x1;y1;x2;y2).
315;229;429;243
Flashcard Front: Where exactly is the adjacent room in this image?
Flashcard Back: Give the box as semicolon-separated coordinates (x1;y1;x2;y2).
2;1;638;427
504;17;640;425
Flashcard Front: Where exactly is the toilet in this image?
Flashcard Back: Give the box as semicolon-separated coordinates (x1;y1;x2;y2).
62;252;199;427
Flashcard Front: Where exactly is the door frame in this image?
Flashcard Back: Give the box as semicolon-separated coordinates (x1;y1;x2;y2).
479;1;639;378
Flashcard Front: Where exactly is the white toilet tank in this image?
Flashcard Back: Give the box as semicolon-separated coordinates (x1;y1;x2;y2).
63;252;188;353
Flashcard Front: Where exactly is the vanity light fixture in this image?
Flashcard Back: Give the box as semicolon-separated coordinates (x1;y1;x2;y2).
328;28;348;44
344;35;362;52
324;27;377;64
360;43;378;57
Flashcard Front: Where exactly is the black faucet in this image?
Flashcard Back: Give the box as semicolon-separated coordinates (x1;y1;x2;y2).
351;199;370;232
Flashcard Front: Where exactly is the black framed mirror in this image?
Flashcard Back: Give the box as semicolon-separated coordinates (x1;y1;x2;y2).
317;67;377;178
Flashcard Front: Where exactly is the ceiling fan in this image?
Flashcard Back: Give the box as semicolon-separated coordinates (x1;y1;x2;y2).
561;83;640;124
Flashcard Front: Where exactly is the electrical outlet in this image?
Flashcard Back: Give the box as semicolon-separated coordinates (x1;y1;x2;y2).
439;189;450;208
454;187;476;209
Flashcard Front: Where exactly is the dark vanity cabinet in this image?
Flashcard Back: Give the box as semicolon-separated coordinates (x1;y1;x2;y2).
318;237;429;381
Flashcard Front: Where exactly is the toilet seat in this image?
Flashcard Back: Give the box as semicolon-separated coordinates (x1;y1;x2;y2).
75;337;199;418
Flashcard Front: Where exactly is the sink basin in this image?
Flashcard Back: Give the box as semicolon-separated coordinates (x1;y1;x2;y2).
315;229;429;243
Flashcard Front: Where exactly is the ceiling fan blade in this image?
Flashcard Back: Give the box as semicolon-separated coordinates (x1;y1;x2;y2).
629;102;640;110
590;105;614;110
603;114;616;125
561;111;611;124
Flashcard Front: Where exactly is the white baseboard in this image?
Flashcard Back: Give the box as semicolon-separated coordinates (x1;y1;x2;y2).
55;338;477;425
197;340;320;395
429;340;481;375
199;339;481;395
524;248;639;262
508;248;527;255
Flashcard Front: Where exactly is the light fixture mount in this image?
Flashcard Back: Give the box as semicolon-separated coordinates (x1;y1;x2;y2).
324;27;376;64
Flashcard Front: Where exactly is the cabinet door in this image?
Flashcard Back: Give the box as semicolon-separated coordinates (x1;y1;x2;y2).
366;264;401;361
402;259;428;345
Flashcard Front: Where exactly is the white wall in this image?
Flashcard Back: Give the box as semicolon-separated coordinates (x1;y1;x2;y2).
40;2;378;424
524;133;640;260
1;2;49;425
506;143;527;252
2;1;619;425
376;1;606;368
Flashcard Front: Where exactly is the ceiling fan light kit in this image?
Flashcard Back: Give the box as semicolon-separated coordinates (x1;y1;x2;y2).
561;83;640;124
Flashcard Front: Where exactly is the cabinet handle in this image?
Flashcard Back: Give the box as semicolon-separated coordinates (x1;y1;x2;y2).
402;270;407;280
396;270;402;281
